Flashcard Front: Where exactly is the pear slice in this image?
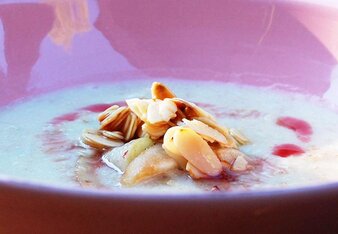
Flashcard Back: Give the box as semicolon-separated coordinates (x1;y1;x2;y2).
102;137;154;173
173;128;222;177
232;155;248;171
186;162;208;179
142;122;170;139
215;148;249;171
121;144;178;186
215;148;246;164
126;136;154;163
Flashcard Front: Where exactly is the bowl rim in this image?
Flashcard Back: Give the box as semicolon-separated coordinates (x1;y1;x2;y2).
1;175;338;201
1;0;338;202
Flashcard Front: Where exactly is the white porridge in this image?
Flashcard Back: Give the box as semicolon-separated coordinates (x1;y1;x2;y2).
0;80;337;193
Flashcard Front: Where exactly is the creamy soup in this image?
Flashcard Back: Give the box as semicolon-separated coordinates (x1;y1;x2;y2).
0;80;338;193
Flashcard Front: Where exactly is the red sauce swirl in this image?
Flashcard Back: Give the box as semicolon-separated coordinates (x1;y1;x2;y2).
276;116;312;142
272;144;305;157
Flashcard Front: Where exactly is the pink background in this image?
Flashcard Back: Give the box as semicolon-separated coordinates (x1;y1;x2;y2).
0;0;338;105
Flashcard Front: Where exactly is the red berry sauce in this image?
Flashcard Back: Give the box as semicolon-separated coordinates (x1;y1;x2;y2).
50;112;80;125
80;101;126;113
276;116;312;142
272;144;305;157
50;101;125;125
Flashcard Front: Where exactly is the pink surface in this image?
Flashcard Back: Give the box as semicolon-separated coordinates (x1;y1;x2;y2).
0;0;338;105
0;1;338;233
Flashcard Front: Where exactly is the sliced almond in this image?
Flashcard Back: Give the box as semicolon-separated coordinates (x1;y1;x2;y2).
84;129;99;135
124;113;139;141
195;116;238;148
126;98;151;122
99;106;129;130
151;82;176;100
100;130;124;141
182;118;227;145
176;108;186;120
110;108;130;130
229;128;250;146
121;144;178;186
121;114;132;136
98;105;119;122
136;122;147;138
81;131;124;150
173;127;222;177
172;98;215;121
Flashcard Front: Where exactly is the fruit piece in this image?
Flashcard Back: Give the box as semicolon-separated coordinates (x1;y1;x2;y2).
186;162;208;179
173;128;222;177
121;144;178;186
76;155;103;188
215;148;247;164
151;82;176;100
102;143;131;173
142;122;169;139
162;126;187;169
126;137;154;163
102;137;154;172
232;155;248;171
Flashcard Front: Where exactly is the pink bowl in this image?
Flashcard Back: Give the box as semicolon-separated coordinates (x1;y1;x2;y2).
1;0;338;233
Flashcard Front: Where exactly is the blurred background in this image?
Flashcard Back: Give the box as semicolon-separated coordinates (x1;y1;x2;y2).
0;0;338;105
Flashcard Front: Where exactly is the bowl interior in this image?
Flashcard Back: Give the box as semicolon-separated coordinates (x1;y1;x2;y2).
1;0;338;194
